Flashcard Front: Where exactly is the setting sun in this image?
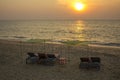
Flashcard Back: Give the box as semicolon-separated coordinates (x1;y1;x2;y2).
74;2;85;11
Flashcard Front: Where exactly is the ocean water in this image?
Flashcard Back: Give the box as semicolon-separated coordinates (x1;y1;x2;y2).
0;20;120;47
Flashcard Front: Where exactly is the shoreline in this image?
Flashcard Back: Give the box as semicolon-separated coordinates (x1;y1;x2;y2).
0;38;120;48
0;39;120;56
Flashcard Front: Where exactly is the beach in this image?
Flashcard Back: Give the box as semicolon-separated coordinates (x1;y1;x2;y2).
0;39;120;80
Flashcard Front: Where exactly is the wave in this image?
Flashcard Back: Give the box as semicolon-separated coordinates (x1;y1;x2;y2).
89;42;120;48
12;36;27;39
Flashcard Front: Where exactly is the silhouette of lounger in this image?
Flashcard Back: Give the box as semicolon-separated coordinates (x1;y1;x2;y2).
26;52;59;65
79;57;90;69
26;52;38;64
90;57;101;70
79;57;101;70
37;53;57;66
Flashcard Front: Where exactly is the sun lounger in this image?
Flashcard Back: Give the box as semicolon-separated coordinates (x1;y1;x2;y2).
37;53;57;66
26;52;38;64
26;52;60;66
90;57;101;70
79;57;90;69
79;57;101;70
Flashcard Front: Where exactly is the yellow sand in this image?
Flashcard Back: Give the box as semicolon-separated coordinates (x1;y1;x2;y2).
0;39;120;80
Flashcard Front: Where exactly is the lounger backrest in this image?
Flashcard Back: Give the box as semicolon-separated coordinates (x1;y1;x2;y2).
91;57;101;63
47;54;56;58
38;53;47;59
80;57;90;62
27;52;36;57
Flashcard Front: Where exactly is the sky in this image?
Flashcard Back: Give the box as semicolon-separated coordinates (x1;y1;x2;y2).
0;0;120;20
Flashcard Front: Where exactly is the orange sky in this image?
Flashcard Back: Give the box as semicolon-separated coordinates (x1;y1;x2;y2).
0;0;120;20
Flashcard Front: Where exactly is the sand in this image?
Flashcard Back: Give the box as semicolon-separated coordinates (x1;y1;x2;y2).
0;39;120;80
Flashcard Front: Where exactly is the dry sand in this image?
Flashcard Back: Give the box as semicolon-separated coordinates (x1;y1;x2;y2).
0;39;120;80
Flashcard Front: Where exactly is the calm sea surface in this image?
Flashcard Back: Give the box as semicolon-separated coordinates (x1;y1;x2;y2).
0;20;120;46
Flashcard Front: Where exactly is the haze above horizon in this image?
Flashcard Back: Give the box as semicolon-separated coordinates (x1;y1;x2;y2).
0;0;120;20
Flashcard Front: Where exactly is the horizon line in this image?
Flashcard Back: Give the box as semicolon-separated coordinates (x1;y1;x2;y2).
0;18;120;21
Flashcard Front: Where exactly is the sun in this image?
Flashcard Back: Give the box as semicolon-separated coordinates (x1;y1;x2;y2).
74;2;85;11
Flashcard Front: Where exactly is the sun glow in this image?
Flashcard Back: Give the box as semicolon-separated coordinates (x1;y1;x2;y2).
74;2;85;11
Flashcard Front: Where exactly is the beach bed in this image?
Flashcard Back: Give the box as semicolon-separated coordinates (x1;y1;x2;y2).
26;52;58;66
79;57;101;70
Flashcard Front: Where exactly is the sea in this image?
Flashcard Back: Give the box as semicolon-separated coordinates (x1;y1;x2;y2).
0;20;120;47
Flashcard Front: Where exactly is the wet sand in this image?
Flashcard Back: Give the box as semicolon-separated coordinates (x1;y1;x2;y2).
0;39;120;80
